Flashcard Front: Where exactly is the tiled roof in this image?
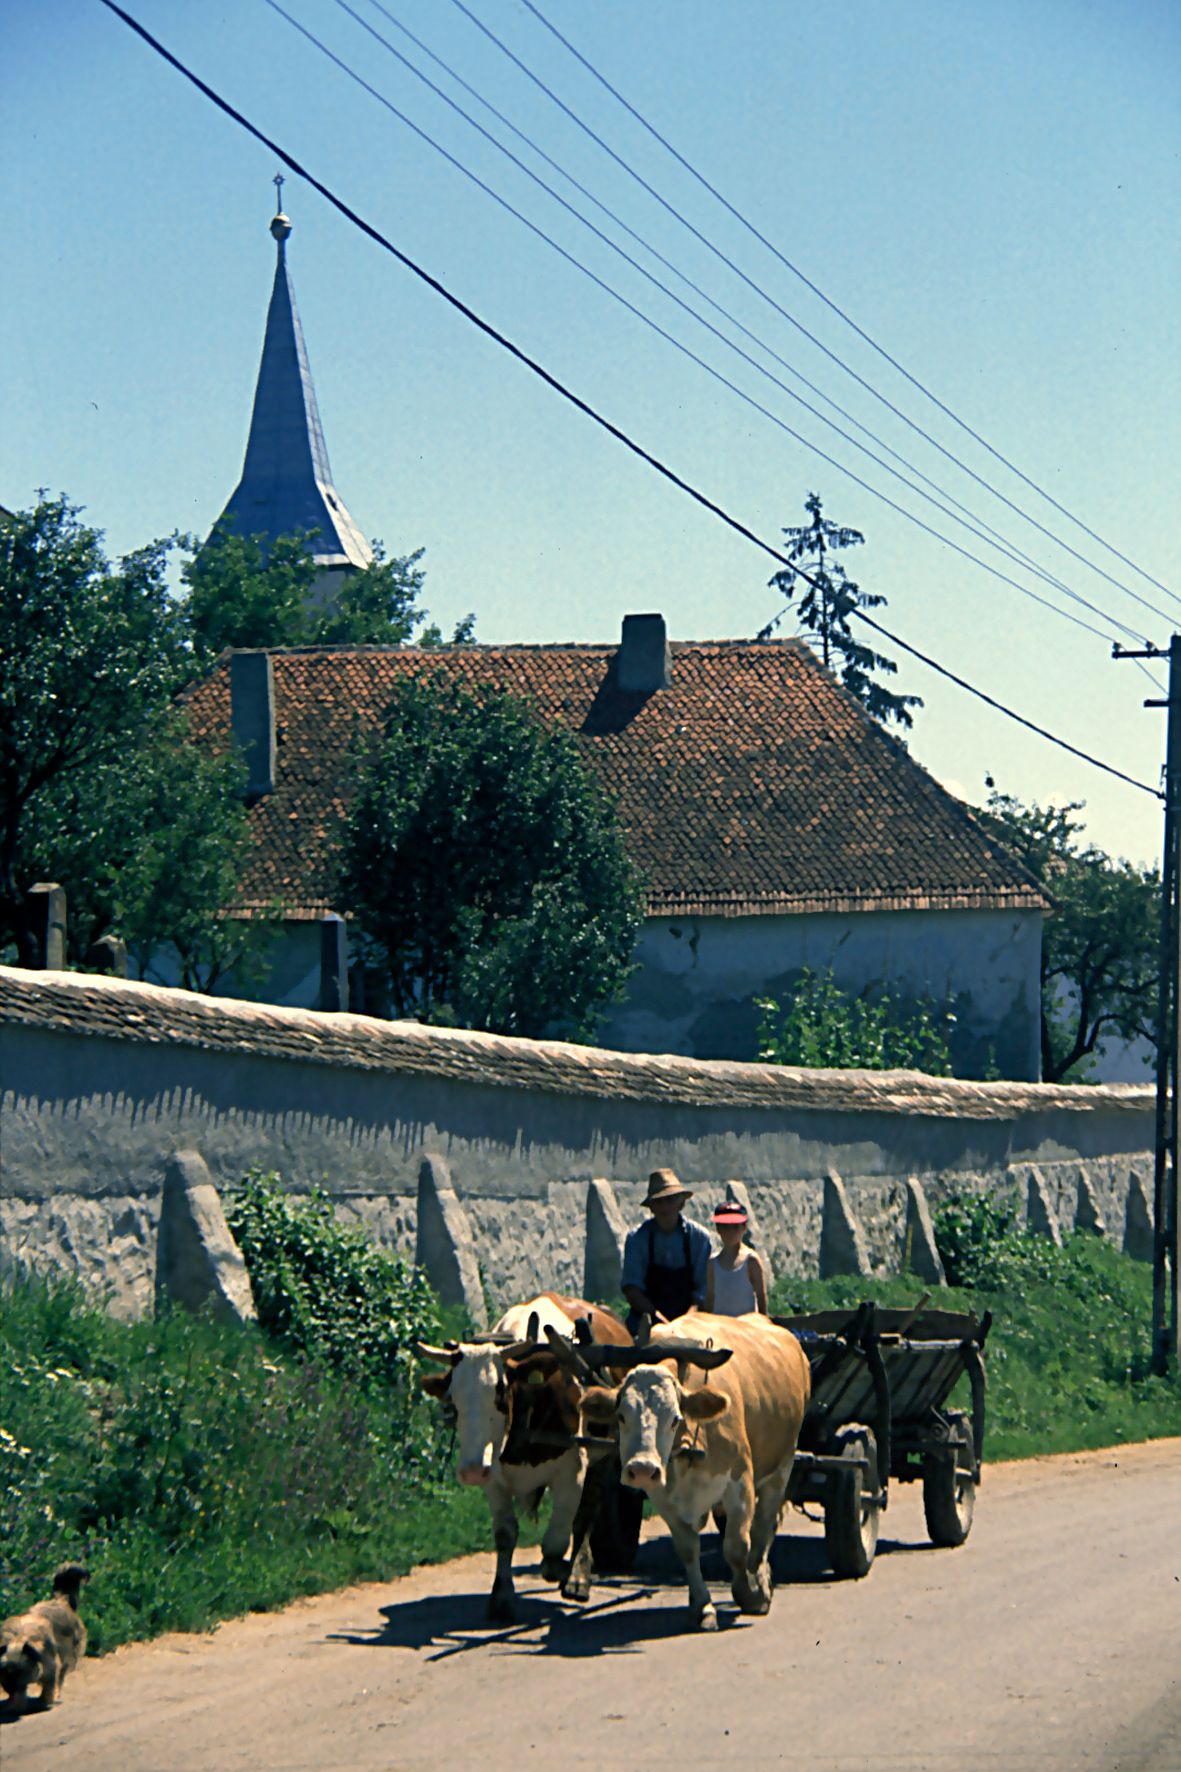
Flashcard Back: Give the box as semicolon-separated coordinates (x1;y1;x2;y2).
182;638;1047;920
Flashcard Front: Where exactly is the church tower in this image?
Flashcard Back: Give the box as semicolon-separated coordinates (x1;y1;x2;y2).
203;183;372;600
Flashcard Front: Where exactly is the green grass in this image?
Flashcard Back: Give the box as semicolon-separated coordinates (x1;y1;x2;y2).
0;1272;540;1655
770;1229;1181;1459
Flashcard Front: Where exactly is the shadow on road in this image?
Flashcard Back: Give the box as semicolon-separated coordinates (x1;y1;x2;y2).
326;1526;935;1663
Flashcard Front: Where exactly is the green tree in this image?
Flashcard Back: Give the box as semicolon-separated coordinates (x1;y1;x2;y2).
0;495;187;962
16;709;279;988
337;674;643;1039
975;784;1159;1082
1;494;281;985
756;967;955;1074
765;492;921;729
181;526;473;667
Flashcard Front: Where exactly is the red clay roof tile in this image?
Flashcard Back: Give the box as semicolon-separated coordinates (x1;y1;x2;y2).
183;639;1046;920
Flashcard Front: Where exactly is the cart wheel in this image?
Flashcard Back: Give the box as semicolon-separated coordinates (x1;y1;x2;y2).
923;1409;976;1547
824;1425;880;1579
590;1457;645;1573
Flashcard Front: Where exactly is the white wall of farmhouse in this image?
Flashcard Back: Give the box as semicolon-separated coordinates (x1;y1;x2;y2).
144;904;1042;1081
600;907;1043;1080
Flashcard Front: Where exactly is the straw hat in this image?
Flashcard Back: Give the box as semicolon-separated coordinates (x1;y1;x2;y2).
643;1168;692;1207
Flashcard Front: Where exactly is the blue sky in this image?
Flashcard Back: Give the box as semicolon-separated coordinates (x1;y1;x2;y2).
4;0;1179;864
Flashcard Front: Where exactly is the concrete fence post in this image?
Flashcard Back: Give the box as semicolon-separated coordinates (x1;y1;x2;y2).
900;1177;946;1284
28;882;67;969
155;1150;256;1326
319;914;349;1012
414;1155;487;1327
1123;1170;1154;1262
1074;1168;1106;1236
1025;1166;1063;1245
819;1171;872;1278
584;1178;628;1299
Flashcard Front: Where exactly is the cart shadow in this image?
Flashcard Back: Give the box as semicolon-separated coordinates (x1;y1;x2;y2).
763;1530;935;1584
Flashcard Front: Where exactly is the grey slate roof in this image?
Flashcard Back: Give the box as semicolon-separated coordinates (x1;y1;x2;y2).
208;218;372;571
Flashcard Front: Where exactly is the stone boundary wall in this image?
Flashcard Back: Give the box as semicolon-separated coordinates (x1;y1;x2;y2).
0;968;1157;1319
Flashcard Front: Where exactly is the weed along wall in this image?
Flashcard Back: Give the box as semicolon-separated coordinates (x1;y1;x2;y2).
0;967;1158;1321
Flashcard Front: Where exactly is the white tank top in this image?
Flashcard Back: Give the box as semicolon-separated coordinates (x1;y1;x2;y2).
710;1248;758;1316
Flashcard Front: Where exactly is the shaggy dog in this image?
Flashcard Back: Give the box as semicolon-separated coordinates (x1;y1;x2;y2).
0;1564;90;1711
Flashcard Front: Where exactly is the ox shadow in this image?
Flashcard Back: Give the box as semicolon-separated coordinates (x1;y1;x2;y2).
326;1541;755;1662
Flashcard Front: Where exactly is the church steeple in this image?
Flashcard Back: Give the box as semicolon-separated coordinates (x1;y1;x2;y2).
208;185;373;575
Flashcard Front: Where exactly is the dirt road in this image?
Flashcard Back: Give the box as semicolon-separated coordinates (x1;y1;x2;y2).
2;1439;1177;1772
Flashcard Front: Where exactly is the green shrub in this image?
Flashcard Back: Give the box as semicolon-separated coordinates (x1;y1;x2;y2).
756;968;954;1073
225;1169;443;1385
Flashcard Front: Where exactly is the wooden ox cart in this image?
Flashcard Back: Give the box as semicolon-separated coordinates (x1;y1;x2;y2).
540;1300;990;1580
774;1300;991;1577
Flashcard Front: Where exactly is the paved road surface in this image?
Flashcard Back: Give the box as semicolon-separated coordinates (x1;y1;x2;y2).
2;1440;1178;1772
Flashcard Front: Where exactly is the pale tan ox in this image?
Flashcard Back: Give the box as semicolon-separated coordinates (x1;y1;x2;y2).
580;1311;811;1630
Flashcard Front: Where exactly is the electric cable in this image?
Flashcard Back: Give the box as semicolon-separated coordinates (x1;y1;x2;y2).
343;0;1170;634
265;0;1154;650
517;0;1179;607
96;0;1164;802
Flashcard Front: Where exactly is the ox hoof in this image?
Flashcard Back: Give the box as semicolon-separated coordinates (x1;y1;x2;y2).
561;1577;591;1605
488;1591;517;1625
732;1577;772;1616
694;1604;719;1633
540;1555;570;1584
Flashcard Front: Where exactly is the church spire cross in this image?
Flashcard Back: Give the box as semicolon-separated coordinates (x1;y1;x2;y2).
269;173;292;248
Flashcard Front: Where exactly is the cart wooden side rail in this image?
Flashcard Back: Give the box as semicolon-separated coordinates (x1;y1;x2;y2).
772;1302;992;1578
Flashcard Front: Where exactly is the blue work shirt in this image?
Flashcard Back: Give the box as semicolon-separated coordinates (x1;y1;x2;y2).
621;1216;712;1309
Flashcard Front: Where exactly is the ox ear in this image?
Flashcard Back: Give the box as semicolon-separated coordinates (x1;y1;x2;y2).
681;1387;728;1423
421;1371;452;1400
579;1384;618;1428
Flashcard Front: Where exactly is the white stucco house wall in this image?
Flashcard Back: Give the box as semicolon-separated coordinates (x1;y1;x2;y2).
182;616;1048;1079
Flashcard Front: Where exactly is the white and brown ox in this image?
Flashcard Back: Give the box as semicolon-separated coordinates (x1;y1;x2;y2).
416;1292;631;1621
579;1311;811;1630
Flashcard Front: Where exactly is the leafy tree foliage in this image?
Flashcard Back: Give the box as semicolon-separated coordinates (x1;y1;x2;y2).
338;673;643;1039
756;967;955;1074
17;708;279;989
765;492;921;730
181;525;473;666
976;784;1159;1083
0;495;191;962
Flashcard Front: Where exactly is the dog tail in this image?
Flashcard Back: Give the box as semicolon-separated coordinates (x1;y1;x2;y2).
51;1565;90;1610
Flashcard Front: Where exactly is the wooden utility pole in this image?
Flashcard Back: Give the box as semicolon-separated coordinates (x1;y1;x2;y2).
1115;636;1180;1374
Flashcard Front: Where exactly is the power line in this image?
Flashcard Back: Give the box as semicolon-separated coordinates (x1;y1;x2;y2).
341;0;1173;640
518;0;1179;609
267;0;1154;650
96;0;1163;803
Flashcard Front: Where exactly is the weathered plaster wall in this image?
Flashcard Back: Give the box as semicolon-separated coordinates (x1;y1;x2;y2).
598;906;1042;1077
0;968;1150;1319
147;904;1041;1078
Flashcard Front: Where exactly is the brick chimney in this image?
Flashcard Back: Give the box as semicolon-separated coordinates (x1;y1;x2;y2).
617;613;671;693
230;651;276;802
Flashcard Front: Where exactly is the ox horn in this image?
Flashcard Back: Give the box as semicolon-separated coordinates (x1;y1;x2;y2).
412;1341;459;1364
543;1325;601;1385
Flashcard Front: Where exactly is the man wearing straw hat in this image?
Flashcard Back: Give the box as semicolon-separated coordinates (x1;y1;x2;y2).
621;1169;712;1334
